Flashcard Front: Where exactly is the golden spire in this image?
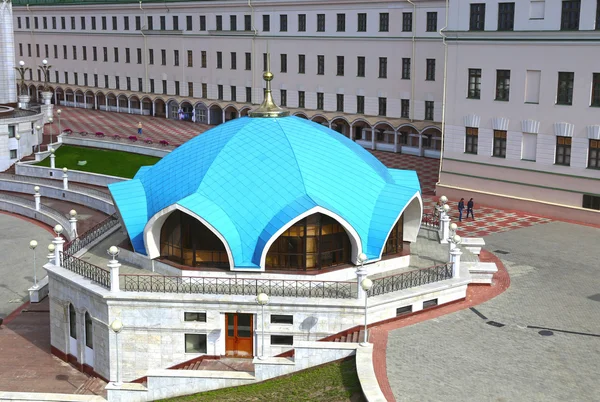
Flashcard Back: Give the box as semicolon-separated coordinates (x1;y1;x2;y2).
249;52;290;118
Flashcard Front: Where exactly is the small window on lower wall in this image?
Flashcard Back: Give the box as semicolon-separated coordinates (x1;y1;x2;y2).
423;299;438;309
185;334;207;353
184;312;207;322
270;315;293;324
396;305;413;316
582;194;600;210
271;335;293;345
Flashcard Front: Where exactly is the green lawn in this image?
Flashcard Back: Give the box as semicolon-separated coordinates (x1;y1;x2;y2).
162;358;365;402
35;145;160;179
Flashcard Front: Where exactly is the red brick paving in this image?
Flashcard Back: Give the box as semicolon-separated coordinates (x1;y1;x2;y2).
0;298;104;396
369;250;510;402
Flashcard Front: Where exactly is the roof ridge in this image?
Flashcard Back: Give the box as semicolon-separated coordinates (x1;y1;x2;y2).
275;117;309;197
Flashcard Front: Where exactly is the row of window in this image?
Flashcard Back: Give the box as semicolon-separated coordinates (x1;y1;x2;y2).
464;128;600;169
467;68;600;107
16;11;438;34
47;71;435;119
469;1;600;31
18;44;436;81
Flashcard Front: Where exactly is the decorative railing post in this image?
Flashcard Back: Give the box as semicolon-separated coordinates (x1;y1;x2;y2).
53;225;65;265
47;243;56;265
69;209;78;239
449;234;463;278
107;246;120;292
50;148;56;169
62;167;68;190
33;186;41;211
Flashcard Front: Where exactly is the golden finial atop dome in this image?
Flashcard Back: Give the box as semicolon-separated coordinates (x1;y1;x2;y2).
249;53;290;118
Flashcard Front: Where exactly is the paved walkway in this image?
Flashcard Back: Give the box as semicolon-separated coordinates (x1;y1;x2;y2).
382;221;600;402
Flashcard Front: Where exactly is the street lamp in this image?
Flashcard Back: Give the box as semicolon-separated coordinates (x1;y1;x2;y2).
110;318;124;386
56;109;62;138
39;59;52;92
357;252;367;269
15;134;21;162
29;240;38;287
15;60;31;96
360;278;373;346
35;125;42;152
256;292;269;360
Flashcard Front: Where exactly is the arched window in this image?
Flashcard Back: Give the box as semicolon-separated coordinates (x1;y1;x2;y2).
68;303;77;339
84;312;93;349
382;214;404;256
160;210;229;268
266;213;351;271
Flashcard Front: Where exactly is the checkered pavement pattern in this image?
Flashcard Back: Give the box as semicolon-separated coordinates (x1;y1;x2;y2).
51;108;554;238
420;196;553;238
47;107;209;146
369;150;440;195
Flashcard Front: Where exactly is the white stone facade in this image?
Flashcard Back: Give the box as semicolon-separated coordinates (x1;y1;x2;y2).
439;0;600;223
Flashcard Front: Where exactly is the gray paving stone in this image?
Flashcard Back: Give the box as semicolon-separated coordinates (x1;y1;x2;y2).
387;222;600;402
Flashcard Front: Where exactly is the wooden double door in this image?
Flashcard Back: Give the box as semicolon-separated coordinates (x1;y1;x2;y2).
225;313;253;358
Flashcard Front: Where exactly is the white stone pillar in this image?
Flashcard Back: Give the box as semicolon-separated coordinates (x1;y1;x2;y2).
107;248;121;292
41;91;53;105
355;254;369;301
207;108;211;125
50;150;56;169
0;0;17;104
222;108;225;123
52;226;65;265
370;126;376;150
84;95;87;109
418;134;424;157
94;94;98;110
33;186;41;211
139;103;143;115
128;98;131;114
69;210;78;239
450;246;462;279
349;123;354;141
62;167;68;190
440;213;450;244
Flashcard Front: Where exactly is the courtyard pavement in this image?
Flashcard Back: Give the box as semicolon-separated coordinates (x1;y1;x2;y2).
384;221;600;402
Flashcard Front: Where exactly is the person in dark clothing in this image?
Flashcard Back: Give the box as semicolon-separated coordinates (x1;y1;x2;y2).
466;198;474;219
458;198;465;221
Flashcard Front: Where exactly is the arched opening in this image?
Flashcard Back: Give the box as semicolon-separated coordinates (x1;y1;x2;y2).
167;99;180;120
154;98;166;118
117;94;128;112
84;90;94;109
69;303;77;339
421;127;442;153
106;93;117;112
55;88;64;106
351;119;370;143
141;97;153;116
223;105;238;122
265;213;351;271
382;214;404;256
179;101;193;121
65;89;75;106
29;85;38;102
96;91;106;110
330;117;350;137
75;90;84;108
193;102;208;123
373;122;396;148
398;124;419;150
208;104;223;125
239;106;251;117
294;112;308;119
129;95;141;114
310;114;328;127
160;210;229;268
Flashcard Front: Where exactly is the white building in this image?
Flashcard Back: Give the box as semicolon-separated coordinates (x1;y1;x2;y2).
438;0;600;223
0;0;46;171
12;0;447;157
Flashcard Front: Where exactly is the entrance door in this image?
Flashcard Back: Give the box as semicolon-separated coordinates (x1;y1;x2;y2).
225;313;253;357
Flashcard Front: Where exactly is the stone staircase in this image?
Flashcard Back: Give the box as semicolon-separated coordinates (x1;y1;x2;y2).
74;375;107;396
175;357;254;373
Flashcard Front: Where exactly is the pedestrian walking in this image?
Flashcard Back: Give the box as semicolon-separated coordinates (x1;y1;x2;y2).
137;122;143;136
458;198;465;222
466;198;475;219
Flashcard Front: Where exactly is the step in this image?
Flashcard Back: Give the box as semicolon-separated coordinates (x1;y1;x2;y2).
351;331;359;343
358;329;365;343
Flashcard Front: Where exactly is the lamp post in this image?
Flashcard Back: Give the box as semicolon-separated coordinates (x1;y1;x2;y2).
256;292;269;360
29;240;38;287
57;109;62;138
49;148;55;168
449;222;458;250
15;134;21;163
33;186;41;211
35;125;42;152
107;246;121;292
356;252;368;300
62;167;68;190
359;278;373;346
449;234;463;279
52;224;64;266
110;318;124;386
39;59;52;92
48;117;54;146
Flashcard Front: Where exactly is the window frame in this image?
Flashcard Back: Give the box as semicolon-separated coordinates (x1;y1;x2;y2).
402;12;412;32
337;13;345;32
184;312;207;322
184;334;207;353
424;101;434;121
317;14;325;32
465;127;479;154
378;97;387;116
316;92;324;110
561;0;581;31
379;13;389;32
591;73;600;106
469;3;486;31
357;56;365;78
495;69;511;101
379;57;387;79
492;130;507;158
468;68;482;99
588;139;600;169
556;71;574;105
426;12;438;32
317;55;325;75
497;2;515;31
426;59;436;81
336;55;344;76
555;136;572;166
401;58;411;80
357;13;367;32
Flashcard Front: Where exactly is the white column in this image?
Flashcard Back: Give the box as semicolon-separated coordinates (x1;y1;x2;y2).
62;168;68;190
207;108;212;125
53;231;65;265
222;108;225;123
83;95;87;109
349;123;354;141
105;96;108;111
94;94;98;110
152;100;156;116
50;152;56;169
450;247;462;279
128;98;131;114
328;121;332;129
370;126;376;150
394;129;399;153
140;102;143;115
108;257;120;292
34;186;41;211
418;134;424;157
440;214;450;244
69;210;78;239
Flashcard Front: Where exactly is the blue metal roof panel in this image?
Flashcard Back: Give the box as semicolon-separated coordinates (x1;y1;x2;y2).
108;179;148;254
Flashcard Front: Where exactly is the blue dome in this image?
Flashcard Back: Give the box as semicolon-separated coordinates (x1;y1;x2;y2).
109;116;421;269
